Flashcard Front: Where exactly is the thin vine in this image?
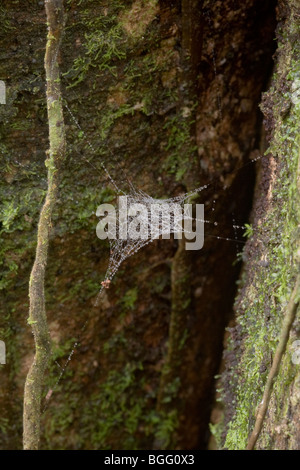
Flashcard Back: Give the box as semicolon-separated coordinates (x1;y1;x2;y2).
23;0;66;450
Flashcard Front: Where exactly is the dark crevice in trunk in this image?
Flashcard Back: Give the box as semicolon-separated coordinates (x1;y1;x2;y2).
173;0;278;449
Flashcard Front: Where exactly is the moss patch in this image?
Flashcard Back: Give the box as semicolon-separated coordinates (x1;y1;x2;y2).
222;1;300;450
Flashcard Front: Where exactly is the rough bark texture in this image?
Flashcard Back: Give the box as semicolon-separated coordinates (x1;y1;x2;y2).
23;0;65;450
155;237;192;449
0;0;277;450
221;0;300;450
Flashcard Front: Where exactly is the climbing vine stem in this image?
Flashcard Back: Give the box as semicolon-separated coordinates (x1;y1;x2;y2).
246;277;300;450
23;0;66;450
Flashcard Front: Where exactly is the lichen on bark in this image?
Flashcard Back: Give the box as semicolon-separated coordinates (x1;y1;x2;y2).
23;0;66;450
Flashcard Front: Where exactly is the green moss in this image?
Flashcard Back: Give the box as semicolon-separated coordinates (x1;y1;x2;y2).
222;7;300;450
163;110;198;181
154;408;179;448
209;416;224;450
79;361;154;450
0;5;15;33
119;287;138;310
64;2;127;87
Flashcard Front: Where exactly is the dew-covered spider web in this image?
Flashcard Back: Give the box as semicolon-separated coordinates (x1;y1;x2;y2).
95;188;207;303
42;98;262;409
64;103;254;308
42;9;266;409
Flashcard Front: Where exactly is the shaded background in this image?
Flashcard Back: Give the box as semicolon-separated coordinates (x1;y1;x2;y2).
0;0;277;449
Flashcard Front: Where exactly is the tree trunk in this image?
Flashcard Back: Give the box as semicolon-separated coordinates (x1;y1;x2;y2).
221;0;300;450
1;0;295;451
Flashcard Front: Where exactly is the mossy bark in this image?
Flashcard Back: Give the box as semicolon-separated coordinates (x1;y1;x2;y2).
23;0;66;450
221;0;300;450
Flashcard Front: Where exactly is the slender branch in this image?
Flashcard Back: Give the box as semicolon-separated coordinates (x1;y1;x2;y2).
154;237;192;449
246;277;300;450
23;0;66;450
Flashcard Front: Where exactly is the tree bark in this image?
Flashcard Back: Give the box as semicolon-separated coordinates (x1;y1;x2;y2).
222;0;300;450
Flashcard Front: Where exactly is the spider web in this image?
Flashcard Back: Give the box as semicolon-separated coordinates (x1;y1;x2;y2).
95;183;209;304
64;99;258;313
42;10;264;408
42;99;256;410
